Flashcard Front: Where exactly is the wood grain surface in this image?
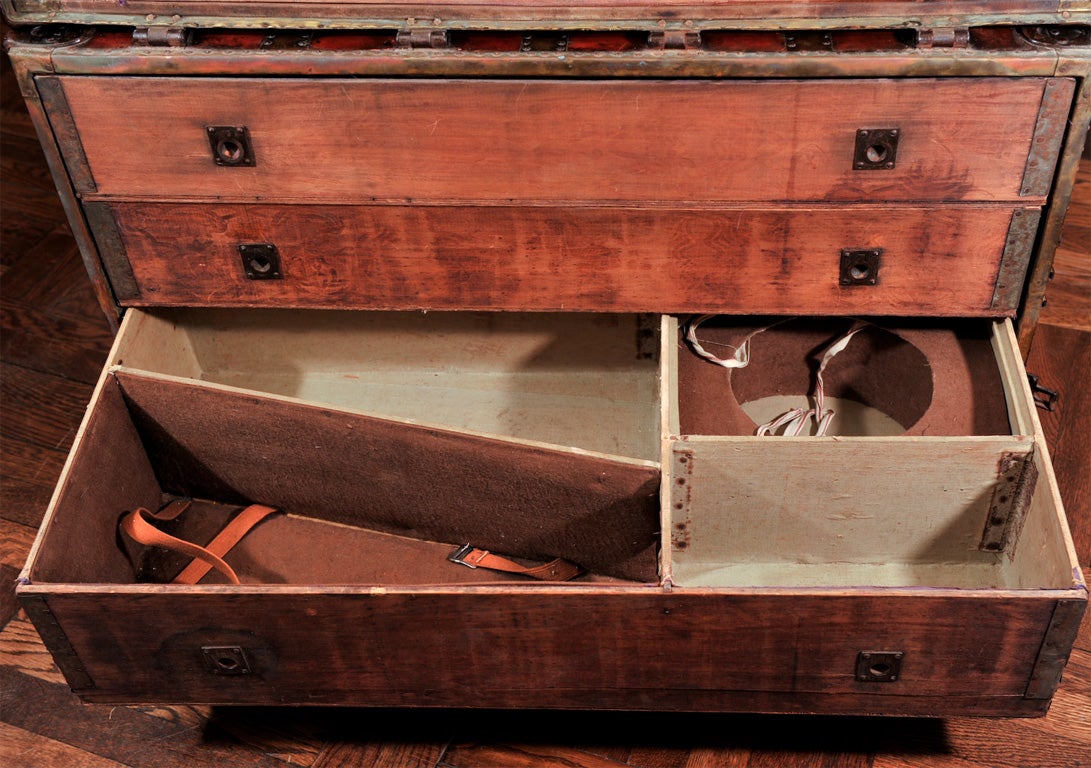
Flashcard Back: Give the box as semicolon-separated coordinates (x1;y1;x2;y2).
103;202;1023;315
18;587;1067;710
2;45;1091;768
53;77;1052;204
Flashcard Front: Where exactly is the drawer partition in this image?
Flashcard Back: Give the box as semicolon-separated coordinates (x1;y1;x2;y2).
660;316;1081;592
112;308;662;462
26;309;666;588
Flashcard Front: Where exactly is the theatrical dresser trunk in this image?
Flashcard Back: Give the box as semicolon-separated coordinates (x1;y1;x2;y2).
3;0;1089;716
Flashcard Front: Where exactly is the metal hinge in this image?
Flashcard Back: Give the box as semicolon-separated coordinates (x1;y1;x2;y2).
784;31;834;51
915;27;970;48
259;32;315;50
521;32;569;53
979;451;1039;554
648;30;702;50
396;28;450;49
133;26;190;47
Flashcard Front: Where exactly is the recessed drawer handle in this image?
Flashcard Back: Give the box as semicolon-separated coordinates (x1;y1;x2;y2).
840;248;882;286
207;125;256;167
239;243;282;279
854;128;900;170
856;651;904;683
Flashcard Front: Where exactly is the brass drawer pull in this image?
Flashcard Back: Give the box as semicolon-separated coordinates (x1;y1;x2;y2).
207;125;256;167
201;646;253;676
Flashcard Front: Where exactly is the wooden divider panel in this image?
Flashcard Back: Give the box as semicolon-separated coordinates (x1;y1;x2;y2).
114;371;661;581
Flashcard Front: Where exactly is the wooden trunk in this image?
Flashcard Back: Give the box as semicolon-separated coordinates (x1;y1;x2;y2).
4;1;1089;717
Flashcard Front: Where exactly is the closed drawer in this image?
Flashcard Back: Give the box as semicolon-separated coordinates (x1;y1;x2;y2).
46;76;1066;204
17;309;1086;714
92;201;1037;314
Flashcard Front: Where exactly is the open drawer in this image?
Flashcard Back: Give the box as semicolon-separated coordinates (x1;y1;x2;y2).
17;309;1085;716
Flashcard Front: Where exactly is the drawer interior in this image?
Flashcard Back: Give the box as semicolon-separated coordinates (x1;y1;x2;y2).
30;370;662;586
675;316;1017;437
112;308;661;462
23;312;1080;598
663;316;1077;591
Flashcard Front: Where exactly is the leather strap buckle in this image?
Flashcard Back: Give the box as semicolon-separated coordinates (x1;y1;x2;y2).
448;543;478;568
447;543;582;581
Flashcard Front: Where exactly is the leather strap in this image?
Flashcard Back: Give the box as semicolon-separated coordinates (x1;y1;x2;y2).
448;544;582;581
120;501;279;585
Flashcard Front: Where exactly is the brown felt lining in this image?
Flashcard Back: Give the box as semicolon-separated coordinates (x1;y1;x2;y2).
31;377;164;585
115;371;661;582
678;317;1012;437
131;498;631;585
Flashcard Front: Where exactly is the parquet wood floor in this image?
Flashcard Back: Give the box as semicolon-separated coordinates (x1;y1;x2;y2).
2;42;1090;768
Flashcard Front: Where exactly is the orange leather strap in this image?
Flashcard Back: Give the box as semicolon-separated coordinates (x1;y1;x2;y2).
120;501;279;585
448;544;582;581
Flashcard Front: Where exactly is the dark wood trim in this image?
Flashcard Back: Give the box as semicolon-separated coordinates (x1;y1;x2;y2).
1017;71;1091;356
83;202;139;301
18;594;96;691
35;76;96;194
992;208;1044;312
1025;597;1089;699
4;52;120;325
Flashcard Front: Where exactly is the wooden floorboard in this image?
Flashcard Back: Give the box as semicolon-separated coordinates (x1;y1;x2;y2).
1041;164;1091;331
1;40;1090;768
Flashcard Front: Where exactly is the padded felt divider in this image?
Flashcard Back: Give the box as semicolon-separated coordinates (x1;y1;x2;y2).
110;308;663;462
115;371;661;582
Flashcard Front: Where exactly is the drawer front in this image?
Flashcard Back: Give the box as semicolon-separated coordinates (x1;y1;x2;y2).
29;589;1065;712
49;76;1059;204
96;202;1029;314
